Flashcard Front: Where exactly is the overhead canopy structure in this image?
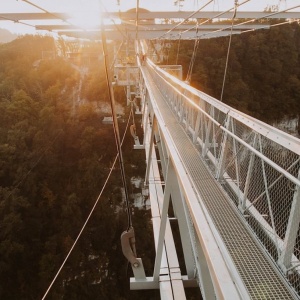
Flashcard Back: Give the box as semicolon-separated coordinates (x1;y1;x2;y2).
1;10;300;40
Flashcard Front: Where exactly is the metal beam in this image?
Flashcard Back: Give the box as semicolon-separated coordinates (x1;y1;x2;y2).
57;30;243;40
35;23;271;31
0;11;299;22
0;12;70;21
103;11;300;20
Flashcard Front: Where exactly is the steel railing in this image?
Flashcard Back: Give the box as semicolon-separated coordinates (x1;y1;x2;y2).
145;58;300;295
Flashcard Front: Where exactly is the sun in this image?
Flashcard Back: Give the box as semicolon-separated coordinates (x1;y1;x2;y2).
68;0;121;29
69;2;102;29
70;11;101;30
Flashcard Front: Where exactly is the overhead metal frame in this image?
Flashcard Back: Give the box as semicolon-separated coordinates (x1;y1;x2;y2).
0;11;299;40
1;11;299;22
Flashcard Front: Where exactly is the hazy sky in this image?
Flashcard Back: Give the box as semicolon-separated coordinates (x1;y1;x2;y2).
0;0;299;34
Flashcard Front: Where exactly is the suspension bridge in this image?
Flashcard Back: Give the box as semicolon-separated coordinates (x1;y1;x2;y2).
2;1;300;299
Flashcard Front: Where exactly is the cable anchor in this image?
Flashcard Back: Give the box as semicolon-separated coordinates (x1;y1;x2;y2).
121;227;146;279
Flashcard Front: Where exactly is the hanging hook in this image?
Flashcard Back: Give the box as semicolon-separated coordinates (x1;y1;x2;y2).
121;227;139;268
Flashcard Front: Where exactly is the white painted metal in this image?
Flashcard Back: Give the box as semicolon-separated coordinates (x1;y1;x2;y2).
141;62;251;300
132;258;146;280
145;56;300;298
5;5;300;299
145;117;156;185
34;23;271;32
239;134;257;212
216;115;230;181
4;11;298;27
135;110;187;298
153;162;172;280
278;169;300;273
169;177;195;279
57;30;243;40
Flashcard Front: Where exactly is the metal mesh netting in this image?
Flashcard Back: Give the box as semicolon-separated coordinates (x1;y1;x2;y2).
147;62;300;296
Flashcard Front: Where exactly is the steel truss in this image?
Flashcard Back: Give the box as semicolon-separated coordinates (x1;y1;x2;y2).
129;41;300;299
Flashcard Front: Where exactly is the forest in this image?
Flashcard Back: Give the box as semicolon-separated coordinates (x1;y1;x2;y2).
0;21;300;300
0;35;154;300
168;22;300;131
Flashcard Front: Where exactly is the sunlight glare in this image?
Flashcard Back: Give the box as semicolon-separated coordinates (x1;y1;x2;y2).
69;1;102;29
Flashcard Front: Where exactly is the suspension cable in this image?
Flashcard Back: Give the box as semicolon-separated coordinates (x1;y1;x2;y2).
40;107;133;300
0;15;36;28
22;0;127;40
175;34;181;65
220;0;238;102
21;0;71;25
99;1;127;40
159;0;213;40
135;0;139;41
101;20;132;230
185;37;199;84
199;3;300;40
241;19;299;35
179;0;250;38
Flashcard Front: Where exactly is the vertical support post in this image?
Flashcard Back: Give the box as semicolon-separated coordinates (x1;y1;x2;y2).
141;89;149;125
216;115;230;180
179;92;185;124
259;135;280;258
142;112;149;147
155;130;168;179
141;81;151;128
193;111;201;144
179;188;216;299
278;168;300;273
239;133;257;212
171;179;196;279
185;105;190;132
153;162;173;280
231;119;241;202
195;238;216;299
145;117;157;185
202;107;214;158
127;85;131;106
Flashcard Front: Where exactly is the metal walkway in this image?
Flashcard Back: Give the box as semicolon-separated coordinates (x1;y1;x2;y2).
142;65;295;299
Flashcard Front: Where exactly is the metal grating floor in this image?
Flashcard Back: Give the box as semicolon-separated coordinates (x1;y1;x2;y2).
144;68;295;299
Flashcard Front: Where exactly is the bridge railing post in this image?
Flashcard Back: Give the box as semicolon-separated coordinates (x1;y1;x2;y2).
145;117;157;185
153;161;173;280
278;168;300;273
239;133;258;212
216;115;231;181
201;106;213;158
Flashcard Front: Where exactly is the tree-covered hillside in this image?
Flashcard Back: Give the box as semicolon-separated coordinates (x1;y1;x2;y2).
2;22;300;299
0;35;153;300
168;23;300;128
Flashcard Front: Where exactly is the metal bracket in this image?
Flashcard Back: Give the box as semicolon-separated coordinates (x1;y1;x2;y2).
130;124;141;147
121;227;146;280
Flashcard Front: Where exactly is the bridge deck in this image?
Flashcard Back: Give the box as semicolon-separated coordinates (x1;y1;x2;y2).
143;66;295;299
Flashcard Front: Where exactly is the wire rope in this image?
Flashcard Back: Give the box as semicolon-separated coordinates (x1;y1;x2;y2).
21;0;127;40
135;0;139;41
101;20;132;230
185;37;199;84
99;0;127;40
21;0;71;25
158;0;213;40
241;19;299;35
220;0;238;102
175;34;181;65
199;3;300;40
0;15;36;28
41;108;133;300
179;0;250;38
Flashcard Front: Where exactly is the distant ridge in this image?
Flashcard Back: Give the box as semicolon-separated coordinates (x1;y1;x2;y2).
0;28;18;43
